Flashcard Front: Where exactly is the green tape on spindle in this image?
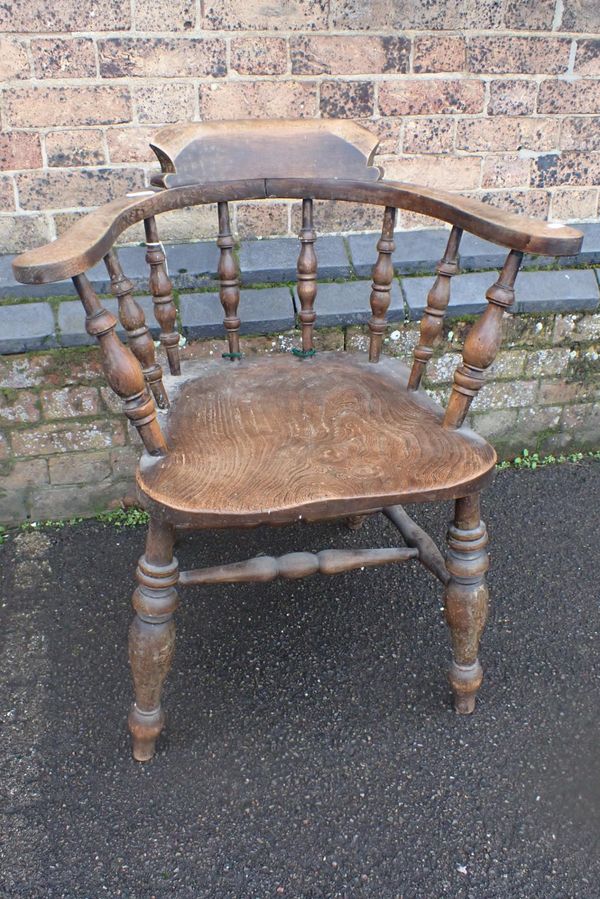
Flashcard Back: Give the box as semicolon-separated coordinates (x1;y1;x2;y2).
291;347;316;359
222;352;243;360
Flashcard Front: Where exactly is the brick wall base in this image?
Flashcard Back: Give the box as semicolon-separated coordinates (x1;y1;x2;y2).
2;309;599;526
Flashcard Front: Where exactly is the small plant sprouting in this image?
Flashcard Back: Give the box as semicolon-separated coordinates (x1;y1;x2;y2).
95;507;150;528
497;449;600;471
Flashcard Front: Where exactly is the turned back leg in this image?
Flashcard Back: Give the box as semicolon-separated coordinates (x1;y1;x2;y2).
444;493;489;714
128;517;179;761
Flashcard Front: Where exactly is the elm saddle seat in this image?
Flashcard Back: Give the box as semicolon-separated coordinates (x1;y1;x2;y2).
12;120;583;761
137;353;496;527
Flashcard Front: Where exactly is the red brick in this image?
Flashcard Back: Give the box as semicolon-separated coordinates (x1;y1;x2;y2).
30;481;133;520
550;189;598;221
0;0;130;32
488;80;537;116
11;419;125;457
561;1;600;31
0;458;48;487
403;118;454;154
291;35;409;75
503;0;556;30
0;350;103;390
199;81;318;120
41;387;100;420
357;117;402;155
134;84;196;124
134;0;195;30
0;177;15;212
291;198;383;233
0;215;52;254
384;156;481;191
413;36;466;73
48;449;111;484
0;38;29;80
482;155;530;189
106;127;156;164
538;80;600;115
31;38;96;79
98;38;226;78
561;117;600;152
235;202;289;238
110;445;141;478
467;36;570;75
4;86;132;128
203;0;327;30
0;133;43;171
574;40;600;76
330;0;502;29
531;151;600;188
320;81;375;118
538;380;595;405
456;117;559;152
379;80;484;116
0;390;40;424
16;168;144;211
46;130;106;167
476;189;550;218
231;38;288;75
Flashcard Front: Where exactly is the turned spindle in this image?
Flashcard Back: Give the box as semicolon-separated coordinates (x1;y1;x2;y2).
444;493;489;714
72;273;167;456
144;216;181;376
408;226;462;391
294;198;317;358
368;206;397;363
444;249;523;429
217;201;241;360
104;248;169;410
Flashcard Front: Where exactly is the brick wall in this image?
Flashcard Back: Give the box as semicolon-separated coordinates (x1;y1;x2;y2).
1;0;599;254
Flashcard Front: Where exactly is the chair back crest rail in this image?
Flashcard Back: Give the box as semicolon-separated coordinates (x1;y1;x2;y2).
12;120;583;456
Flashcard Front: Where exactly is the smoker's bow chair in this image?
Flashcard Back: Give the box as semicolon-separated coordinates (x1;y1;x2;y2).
12;121;583;760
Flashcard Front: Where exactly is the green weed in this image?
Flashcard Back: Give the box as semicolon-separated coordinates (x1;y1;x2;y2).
497;448;600;471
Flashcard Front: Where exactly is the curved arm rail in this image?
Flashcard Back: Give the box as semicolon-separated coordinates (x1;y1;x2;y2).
12;178;583;285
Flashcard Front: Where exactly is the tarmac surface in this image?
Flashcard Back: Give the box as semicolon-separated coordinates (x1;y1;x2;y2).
1;462;599;898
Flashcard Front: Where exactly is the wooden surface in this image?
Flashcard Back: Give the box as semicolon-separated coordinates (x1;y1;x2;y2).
178;546;419;586
149;119;381;188
136;353;496;527
12;179;583;285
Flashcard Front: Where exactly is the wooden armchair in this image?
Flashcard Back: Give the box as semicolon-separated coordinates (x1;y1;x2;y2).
12;121;583;761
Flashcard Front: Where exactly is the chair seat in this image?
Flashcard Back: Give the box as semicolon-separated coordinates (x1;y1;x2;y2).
136;353;496;527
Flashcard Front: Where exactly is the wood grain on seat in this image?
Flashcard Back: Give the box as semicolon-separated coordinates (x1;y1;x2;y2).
136;353;496;527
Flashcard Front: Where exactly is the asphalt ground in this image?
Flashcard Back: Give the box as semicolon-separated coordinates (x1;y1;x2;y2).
1;463;599;898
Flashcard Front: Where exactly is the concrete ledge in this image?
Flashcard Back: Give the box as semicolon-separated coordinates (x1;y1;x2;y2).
181;288;295;338
303;280;404;327
0;302;57;354
239;235;351;284
57;296;159;347
404;268;600;321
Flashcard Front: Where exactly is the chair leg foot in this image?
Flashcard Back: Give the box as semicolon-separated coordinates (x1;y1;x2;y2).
449;661;483;714
444;494;489;715
128;705;165;761
346;514;368;530
128;518;178;762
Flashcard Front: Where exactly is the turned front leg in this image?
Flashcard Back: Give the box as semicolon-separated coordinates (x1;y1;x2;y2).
444;493;489;714
128;518;178;761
